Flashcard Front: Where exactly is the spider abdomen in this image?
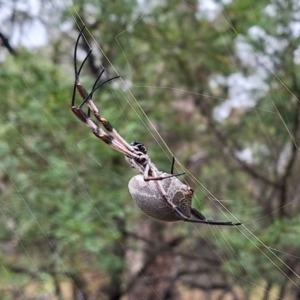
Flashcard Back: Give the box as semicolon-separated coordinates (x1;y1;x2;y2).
128;174;193;222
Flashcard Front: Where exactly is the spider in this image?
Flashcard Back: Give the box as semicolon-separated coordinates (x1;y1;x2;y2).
71;27;241;226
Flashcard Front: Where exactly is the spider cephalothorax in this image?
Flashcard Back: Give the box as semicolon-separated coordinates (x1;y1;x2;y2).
125;141;149;172
71;26;241;226
130;141;147;154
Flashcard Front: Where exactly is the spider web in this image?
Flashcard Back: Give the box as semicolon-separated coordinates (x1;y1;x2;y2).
1;0;300;299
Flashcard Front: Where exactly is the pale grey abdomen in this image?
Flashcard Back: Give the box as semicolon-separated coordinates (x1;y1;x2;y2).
128;174;193;222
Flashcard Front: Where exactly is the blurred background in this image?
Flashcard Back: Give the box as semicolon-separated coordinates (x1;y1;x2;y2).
0;0;300;299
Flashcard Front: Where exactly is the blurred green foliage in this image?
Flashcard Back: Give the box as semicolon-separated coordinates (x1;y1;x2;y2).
0;0;300;299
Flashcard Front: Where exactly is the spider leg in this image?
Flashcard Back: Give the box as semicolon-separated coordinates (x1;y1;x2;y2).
81;75;120;131
189;208;242;225
77;65;104;117
184;217;242;226
190;207;206;220
170;156;186;178
80;74;120;108
79;72;119;120
170;156;175;174
72;26;91;107
72;26;106;109
76;69;133;153
84;96;137;154
71;27;144;160
142;161;185;181
174;206;241;226
142;156;185;182
71;106;143;158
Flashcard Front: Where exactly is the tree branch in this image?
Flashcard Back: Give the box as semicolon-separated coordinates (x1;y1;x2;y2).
0;32;17;55
195;97;283;189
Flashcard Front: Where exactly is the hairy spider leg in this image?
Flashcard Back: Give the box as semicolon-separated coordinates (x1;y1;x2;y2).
71;27;146;162
74;49;136;153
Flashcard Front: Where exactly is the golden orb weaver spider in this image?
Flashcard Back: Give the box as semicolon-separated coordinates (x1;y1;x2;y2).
71;26;241;226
